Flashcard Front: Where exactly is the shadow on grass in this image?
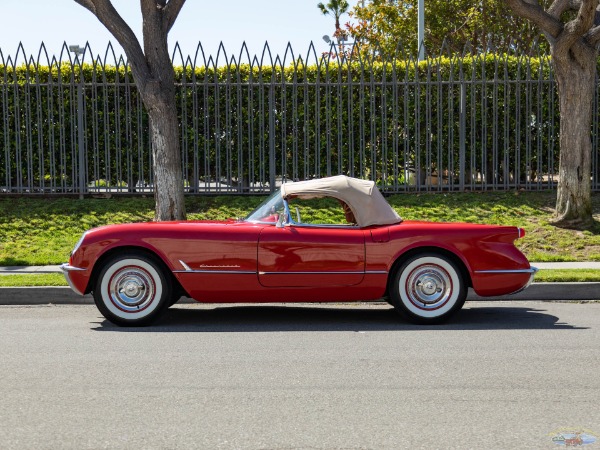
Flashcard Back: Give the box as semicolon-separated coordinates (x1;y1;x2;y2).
0;257;31;266
550;217;600;234
91;303;587;332
584;218;600;235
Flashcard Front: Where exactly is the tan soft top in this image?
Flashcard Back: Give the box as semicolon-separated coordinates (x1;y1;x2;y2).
280;175;402;227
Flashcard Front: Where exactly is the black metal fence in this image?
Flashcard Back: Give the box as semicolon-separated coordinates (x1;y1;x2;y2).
1;42;599;194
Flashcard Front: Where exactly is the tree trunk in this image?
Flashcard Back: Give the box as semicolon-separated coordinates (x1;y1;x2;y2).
141;1;186;221
73;0;188;220
147;90;186;221
552;49;595;227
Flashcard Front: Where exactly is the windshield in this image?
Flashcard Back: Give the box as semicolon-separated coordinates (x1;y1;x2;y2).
245;190;286;223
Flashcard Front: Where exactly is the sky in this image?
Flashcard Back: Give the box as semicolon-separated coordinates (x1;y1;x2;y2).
0;0;362;65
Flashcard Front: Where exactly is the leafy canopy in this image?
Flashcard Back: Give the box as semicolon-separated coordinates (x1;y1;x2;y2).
346;0;551;57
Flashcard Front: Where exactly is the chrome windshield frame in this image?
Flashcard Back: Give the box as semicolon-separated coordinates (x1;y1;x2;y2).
244;191;359;229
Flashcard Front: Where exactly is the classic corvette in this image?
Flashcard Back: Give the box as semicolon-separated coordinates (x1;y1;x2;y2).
61;175;537;326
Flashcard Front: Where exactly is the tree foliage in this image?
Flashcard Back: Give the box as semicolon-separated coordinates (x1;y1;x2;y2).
318;0;350;36
347;0;551;57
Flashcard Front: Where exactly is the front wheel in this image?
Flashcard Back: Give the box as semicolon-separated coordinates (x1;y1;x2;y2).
93;252;172;327
390;253;467;324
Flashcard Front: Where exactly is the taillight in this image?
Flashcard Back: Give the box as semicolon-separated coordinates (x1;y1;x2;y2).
518;228;526;239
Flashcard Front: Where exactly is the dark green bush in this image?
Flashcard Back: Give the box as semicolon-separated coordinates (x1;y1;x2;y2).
0;53;579;192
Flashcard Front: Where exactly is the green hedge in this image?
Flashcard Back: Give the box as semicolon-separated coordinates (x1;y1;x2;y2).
0;54;575;192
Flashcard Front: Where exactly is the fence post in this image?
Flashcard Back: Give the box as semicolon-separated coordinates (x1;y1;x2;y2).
269;79;276;192
70;45;86;199
77;77;85;199
459;81;466;191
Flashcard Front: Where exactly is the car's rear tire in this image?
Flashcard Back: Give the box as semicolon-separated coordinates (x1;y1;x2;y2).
390;253;466;324
93;252;171;327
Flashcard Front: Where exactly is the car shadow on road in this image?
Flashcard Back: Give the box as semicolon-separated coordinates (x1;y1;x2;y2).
91;303;588;332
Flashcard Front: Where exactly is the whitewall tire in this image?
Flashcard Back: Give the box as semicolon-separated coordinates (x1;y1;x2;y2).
390;253;467;324
93;252;171;326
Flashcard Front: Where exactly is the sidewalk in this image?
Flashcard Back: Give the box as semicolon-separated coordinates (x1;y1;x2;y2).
0;262;599;305
0;265;64;274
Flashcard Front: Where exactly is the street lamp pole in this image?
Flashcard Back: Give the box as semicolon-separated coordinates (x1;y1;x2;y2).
418;0;425;61
323;35;353;61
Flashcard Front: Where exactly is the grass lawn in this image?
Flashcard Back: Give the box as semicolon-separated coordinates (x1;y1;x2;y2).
0;274;67;287
1;191;599;267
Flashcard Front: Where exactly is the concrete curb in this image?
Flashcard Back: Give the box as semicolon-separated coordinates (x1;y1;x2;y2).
1;283;599;306
0;287;95;305
467;282;600;301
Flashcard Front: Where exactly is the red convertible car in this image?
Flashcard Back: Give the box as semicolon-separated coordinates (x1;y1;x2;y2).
61;175;537;326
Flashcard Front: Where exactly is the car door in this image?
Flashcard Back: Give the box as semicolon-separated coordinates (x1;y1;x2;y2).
257;225;365;287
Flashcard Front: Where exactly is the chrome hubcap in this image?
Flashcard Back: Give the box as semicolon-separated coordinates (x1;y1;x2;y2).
406;264;452;309
108;267;155;312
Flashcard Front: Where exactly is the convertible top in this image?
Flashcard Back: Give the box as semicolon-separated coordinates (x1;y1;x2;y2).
280;175;402;227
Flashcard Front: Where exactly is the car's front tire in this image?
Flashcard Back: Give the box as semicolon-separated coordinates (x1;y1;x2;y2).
390;253;467;324
93;252;171;327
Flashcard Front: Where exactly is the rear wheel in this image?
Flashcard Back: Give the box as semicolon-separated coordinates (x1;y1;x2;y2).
390;253;466;324
93;252;171;327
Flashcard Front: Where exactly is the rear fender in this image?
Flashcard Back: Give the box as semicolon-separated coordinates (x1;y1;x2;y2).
386;244;473;297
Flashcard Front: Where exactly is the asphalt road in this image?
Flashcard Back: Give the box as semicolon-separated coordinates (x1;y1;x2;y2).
1;301;599;450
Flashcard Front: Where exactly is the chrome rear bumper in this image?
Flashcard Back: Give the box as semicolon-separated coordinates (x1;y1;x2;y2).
515;266;539;294
473;267;539;295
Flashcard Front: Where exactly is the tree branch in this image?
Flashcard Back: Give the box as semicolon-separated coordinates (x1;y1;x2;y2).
74;0;151;85
163;0;186;33
74;0;96;15
555;0;598;55
506;0;564;38
584;24;600;44
546;0;572;20
565;0;597;36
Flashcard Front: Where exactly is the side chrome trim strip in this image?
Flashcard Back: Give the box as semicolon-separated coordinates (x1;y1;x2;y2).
258;270;388;275
474;267;539;274
173;262;388;276
177;259;253;274
173;270;256;274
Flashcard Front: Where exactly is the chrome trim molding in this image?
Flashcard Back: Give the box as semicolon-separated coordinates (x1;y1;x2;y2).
175;260;252;274
506;266;539;295
259;270;387;275
173;268;388;275
291;223;359;229
200;264;241;268
474;266;539;296
178;260;244;273
173;270;255;274
474;268;539;274
178;260;192;271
